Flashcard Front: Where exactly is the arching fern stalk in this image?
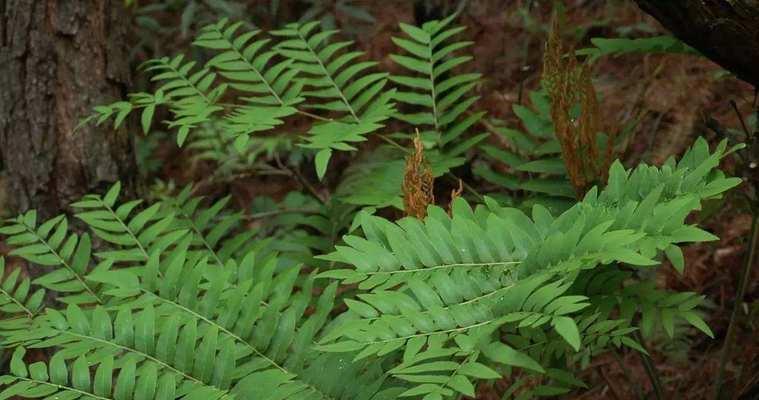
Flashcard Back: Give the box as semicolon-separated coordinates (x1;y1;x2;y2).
83;14;487;189
85;17;397;181
316;138;742;399
0;184;398;400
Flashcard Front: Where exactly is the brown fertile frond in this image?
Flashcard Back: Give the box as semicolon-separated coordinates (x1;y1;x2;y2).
577;64;601;178
542;15;616;198
403;133;435;218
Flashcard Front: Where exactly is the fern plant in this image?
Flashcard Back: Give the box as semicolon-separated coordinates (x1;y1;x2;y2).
314;138;740;398
0;181;401;400
1;137;741;399
5;13;747;400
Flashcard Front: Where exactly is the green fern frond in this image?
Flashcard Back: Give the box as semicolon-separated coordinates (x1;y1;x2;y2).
621;283;714;339
78;229;343;399
144;54;228;146
159;185;252;267
194;19;303;151
71;182;188;269
0;258;45;319
1;345;232;400
272;21;396;177
4;304;236;397
577;35;699;62
250;192;358;267
183;120;295;176
0;212;101;305
316;138;741;398
195;18;304;108
390;14;487;161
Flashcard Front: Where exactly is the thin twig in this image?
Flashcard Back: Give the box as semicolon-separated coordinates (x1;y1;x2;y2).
730;100;751;137
274;153;327;204
714;213;759;399
611;349;645;400
633;331;665;400
243;208;321;220
599;364;623;400
377;133;411;154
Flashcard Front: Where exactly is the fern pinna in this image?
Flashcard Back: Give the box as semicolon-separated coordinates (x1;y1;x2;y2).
0;137;741;399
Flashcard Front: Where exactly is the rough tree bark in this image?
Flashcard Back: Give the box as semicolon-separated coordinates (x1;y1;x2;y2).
0;0;135;220
634;0;759;87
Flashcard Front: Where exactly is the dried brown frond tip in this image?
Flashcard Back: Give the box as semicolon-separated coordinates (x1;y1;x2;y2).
448;179;464;216
542;14;617;198
403;133;435;219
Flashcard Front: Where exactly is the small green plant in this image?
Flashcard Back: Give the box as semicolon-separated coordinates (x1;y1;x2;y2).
577;35;699;62
2;13;746;400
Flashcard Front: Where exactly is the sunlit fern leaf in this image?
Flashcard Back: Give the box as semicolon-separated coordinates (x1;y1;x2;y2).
0;257;45;320
72;182;189;269
271;21;396;177
314;201;595;398
390;14;488;163
0;212;101;305
1;346;232;400
144;54;228;146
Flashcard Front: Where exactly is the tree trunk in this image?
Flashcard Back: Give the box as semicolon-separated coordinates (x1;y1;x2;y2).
634;0;759;87
0;0;135;220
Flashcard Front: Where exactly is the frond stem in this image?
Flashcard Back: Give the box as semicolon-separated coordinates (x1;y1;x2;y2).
295;30;359;122
21;225;102;304
0;286;35;318
363;261;520;276
58;329;228;395
99;200;150;262
12;377;111;400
